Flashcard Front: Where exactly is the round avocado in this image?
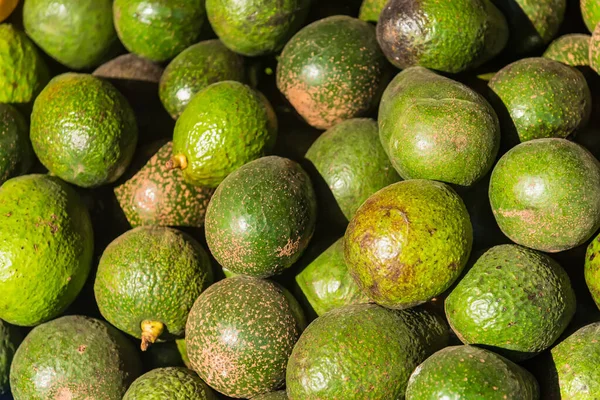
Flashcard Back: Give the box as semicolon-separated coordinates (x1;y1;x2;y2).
489;138;600;252
254;390;288;400
159;40;246;119
582;0;600;33
23;0;118;69
276;15;391;130
0;0;19;22
0;103;33;185
591;23;600;73
358;0;387;22
344;179;473;309
378;67;500;186
186;276;302;398
585;234;600;310
543;34;591;66
206;0;310;56
377;0;508;73
113;0;206;62
286;303;449;399
205;156;317;277
171;80;277;188
488;58;591;143
30;73;138;188
93;53;164;83
10;315;143;400
0;320;21;395
123;367;217;400
95;226;213;350
0;174;94;326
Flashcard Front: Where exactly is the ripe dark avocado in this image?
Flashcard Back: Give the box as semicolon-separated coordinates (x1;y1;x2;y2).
10;315;143;400
379;67;500;186
489;138;600;252
377;0;508;73
0;174;94;326
95;226;213;350
30;73;138;188
405;345;539;400
186;276;303;398
0;320;21;395
286;303;449;400
254;391;288;399
205;156;317;278
0;103;33;185
358;0;387;23
206;0;311;56
276;16;391;130
123;367;217;400
585;234;600;310
582;0;600;33
543;34;591;66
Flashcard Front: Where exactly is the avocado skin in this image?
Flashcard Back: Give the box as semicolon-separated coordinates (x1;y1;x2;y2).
0;320;21;395
585;234;600;310
591;24;600;73
93;53;164;83
489;138;600;252
286;303;449;400
10;315;142;400
0;104;33;185
254;390;288;399
358;0;388;22
543;34;591;66
581;0;600;33
123;367;217;400
406;345;539;400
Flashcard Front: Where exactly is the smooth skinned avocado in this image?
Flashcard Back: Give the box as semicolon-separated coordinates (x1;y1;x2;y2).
543;34;591;66
123;367;217;400
0;320;21;394
0;103;33;185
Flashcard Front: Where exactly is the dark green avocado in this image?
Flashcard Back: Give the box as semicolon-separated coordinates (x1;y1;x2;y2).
0;103;33;185
0;320;21;395
543;34;591;66
123;367;217;400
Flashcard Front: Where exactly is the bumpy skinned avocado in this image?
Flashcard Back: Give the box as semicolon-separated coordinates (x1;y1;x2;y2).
205;156;317;277
277;16;391;130
0;103;33;185
585;234;600;310
254;390;288;399
0;320;21;394
358;0;388;22
377;0;508;73
344;179;473;309
489;138;600;252
0;174;94;326
582;0;600;33
123;367;217;400
10;315;142;400
286;303;449;400
543;34;591;66
379;67;500;186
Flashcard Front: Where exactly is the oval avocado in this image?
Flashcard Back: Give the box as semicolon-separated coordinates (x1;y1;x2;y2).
0;320;21;395
543;34;591;66
0;103;33;185
582;0;600;33
123;367;217;400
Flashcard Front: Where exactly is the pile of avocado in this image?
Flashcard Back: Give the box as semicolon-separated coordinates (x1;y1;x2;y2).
2;0;600;398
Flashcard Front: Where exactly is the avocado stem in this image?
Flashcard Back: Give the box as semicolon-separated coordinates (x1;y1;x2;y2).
166;154;188;170
140;320;164;351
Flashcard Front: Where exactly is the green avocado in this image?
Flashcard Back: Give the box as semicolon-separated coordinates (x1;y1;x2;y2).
405;345;539;399
113;0;206;62
0;320;21;395
344;179;473;309
358;0;387;23
171;80;277;188
205;156;317;277
10;315;142;400
377;0;508;73
0;103;33;185
30;73;138;188
159;40;246;119
543;34;591;66
489;138;600;252
23;0;119;69
206;0;310;56
123;367;217;400
591;24;600;73
582;0;600;33
276;15;391;130
253;390;288;399
585;234;600;310
286;303;449;400
95;226;213;350
186;276;303;398
0;174;94;326
379;67;500;186
489;58;591;143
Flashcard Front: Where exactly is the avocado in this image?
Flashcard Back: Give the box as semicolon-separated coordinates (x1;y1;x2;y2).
0;103;33;185
582;0;600;33
206;0;310;56
142;339;190;370
0;320;21;395
276;15;391;130
171;80;277;188
205;156;317;277
585;234;600;310
591;23;600;73
0;0;19;22
23;0;119;69
95;226;213;350
123;367;217;400
377;0;508;73
379;67;500;186
186;276;303;398
159;40;246;119
543;34;591;66
254;391;288;400
113;0;206;62
344;179;472;309
488;58;591;143
358;0;387;23
489;138;600;252
94;53;164;83
405;345;539;399
10;315;142;400
30;73;138;188
0;174;94;326
286;303;449;400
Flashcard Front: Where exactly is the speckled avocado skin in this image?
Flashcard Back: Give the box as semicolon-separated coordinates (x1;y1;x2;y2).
591;24;600;73
23;0;118;69
446;245;575;361
277;16;391;130
377;0;508;73
344;179;472;309
205;156;317;277
0;174;94;326
358;0;388;22
254;390;288;400
0;103;33;185
30;73;138;188
406;345;539;400
186;276;302;399
543;34;591;66
93;53;164;82
582;0;600;33
123;367;217;400
0;320;21;394
489;138;600;252
379;67;500;186
114;0;206;62
286;303;449;400
10;315;143;400
585;234;600;310
159;40;246;119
